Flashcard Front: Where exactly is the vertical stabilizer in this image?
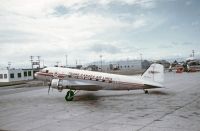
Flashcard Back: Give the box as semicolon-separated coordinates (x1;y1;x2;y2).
142;64;164;83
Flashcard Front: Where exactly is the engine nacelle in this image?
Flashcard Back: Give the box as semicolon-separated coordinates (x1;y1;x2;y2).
51;79;64;91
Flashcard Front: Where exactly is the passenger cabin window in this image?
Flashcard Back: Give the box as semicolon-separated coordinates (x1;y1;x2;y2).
24;71;27;77
10;73;14;78
18;73;21;78
0;74;3;79
28;71;32;76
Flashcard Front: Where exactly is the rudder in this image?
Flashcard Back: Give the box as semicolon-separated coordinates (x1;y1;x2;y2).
142;64;164;83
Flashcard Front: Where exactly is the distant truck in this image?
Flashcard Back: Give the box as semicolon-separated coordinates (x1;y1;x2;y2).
169;63;184;73
187;61;200;72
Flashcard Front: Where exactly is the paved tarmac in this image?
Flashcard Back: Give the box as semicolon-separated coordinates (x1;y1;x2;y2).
0;72;200;131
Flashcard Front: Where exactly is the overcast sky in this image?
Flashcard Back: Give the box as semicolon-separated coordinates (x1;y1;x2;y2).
0;0;200;68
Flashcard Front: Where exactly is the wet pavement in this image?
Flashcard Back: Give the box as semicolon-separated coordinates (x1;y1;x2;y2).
0;72;200;131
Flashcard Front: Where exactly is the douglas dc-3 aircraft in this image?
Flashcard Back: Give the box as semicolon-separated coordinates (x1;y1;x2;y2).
35;63;164;101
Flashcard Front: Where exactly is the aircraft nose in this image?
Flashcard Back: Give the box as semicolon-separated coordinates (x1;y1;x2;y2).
34;72;39;79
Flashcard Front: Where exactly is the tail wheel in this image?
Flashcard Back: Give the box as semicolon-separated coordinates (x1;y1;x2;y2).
65;90;75;101
143;89;149;94
144;90;149;94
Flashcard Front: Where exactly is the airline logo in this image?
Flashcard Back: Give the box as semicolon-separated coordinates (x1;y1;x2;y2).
69;72;112;83
148;70;160;74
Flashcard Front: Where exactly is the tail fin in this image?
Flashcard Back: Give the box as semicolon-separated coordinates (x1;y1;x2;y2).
142;64;164;83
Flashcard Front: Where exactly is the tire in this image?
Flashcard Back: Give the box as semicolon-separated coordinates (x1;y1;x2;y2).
65;90;74;101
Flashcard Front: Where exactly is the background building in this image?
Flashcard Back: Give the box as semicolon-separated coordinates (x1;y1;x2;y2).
87;59;143;72
109;60;142;71
0;68;33;82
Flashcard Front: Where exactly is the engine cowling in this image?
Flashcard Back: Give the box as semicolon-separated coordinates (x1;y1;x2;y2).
51;79;64;90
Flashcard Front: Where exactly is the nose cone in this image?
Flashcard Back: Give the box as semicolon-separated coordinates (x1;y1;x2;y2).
34;72;39;79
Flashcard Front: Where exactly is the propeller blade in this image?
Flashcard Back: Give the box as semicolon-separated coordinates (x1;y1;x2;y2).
48;85;50;94
47;80;51;94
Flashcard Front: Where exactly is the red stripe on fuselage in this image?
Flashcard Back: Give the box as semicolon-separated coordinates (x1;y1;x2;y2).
37;72;144;87
37;72;65;77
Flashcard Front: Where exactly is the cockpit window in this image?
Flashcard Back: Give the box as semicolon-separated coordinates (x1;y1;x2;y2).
41;69;49;73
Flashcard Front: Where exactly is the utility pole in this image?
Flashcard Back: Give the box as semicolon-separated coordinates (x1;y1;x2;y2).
30;56;41;69
192;50;195;57
100;55;103;72
140;53;143;61
8;62;11;69
75;60;78;68
56;61;59;67
140;53;143;69
30;56;34;69
37;56;41;68
42;59;44;68
65;54;68;67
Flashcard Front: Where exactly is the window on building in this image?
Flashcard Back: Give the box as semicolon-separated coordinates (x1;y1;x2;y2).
0;74;3;79
4;74;7;79
24;71;27;77
120;66;122;68
128;65;130;68
18;73;21;78
125;66;126;68
28;71;32;76
10;73;14;78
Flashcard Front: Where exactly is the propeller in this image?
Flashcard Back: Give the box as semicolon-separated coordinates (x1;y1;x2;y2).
47;72;59;94
44;75;51;94
47;80;51;94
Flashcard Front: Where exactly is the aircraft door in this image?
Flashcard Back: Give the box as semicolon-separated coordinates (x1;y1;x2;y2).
113;76;120;89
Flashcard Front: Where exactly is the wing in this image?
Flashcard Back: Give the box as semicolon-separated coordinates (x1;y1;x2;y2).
61;80;102;91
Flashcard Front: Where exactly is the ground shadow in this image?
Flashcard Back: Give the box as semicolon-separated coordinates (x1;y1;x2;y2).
74;93;99;101
68;90;170;101
73;91;141;101
149;90;169;95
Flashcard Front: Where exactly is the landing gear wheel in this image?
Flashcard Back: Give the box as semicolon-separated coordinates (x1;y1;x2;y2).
65;90;75;101
144;90;149;94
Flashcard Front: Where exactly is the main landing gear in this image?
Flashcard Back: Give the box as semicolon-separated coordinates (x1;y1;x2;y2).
65;90;79;101
65;90;75;101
